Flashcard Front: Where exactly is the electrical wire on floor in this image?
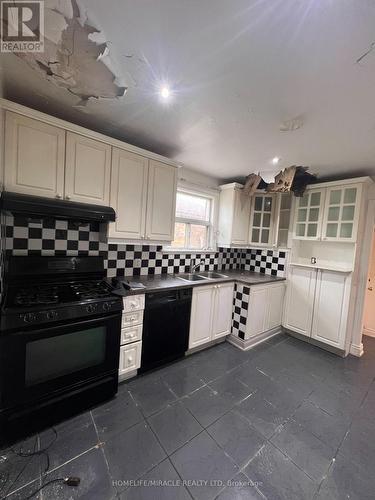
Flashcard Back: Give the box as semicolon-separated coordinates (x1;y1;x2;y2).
0;429;80;500
21;476;81;500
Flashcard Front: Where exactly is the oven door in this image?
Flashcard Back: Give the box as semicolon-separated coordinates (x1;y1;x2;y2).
0;313;121;408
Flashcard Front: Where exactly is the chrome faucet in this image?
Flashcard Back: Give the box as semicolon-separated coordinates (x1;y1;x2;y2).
189;258;205;273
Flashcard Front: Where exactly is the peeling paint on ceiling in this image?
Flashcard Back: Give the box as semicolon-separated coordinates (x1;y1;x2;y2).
16;0;126;106
1;0;375;181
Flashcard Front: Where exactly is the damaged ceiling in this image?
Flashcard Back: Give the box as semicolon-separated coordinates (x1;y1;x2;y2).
1;0;375;180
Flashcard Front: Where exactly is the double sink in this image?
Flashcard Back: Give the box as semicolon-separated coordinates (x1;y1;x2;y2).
177;271;228;283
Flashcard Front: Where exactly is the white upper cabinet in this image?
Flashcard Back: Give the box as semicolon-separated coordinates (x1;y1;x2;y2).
293;182;363;243
109;151;177;242
212;283;235;339
249;194;275;246
145;160;177;241
109;148;148;240
293;189;325;240
65;132;111;205
4;112;65;199
321;184;362;242
218;184;250;246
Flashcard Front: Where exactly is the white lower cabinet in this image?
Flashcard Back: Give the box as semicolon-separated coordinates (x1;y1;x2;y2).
283;265;351;349
311;270;351;348
246;283;285;339
119;342;142;376
189;283;234;349
119;295;144;378
283;266;317;337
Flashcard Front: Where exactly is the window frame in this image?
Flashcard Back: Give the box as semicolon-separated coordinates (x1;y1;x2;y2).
167;187;217;252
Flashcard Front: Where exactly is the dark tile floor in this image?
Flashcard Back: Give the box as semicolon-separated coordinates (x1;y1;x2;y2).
2;334;375;500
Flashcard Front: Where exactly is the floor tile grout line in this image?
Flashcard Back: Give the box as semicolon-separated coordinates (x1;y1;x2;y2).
138;414;196;500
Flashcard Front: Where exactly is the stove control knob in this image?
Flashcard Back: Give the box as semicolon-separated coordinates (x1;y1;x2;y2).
46;310;57;320
23;313;36;323
103;302;111;312
86;304;97;313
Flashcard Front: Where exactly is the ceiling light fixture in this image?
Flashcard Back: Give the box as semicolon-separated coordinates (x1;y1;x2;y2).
272;157;280;165
160;86;171;99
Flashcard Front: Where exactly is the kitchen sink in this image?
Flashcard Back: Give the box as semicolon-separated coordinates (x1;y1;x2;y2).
177;273;209;282
198;271;229;279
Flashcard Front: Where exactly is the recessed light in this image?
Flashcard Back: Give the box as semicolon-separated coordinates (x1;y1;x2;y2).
272;157;280;165
160;86;171;99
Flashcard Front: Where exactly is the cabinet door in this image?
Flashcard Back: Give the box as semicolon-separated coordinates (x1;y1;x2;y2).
249;194;275;246
65;132;111;205
4;112;65;198
231;189;251;245
109;148;148;239
311;270;351;349
189;285;214;349
266;283;285;330
145;160;177;241
212;283;235;340
246;287;268;338
119;342;142;376
294;189;325;240
283;266;317;337
322;185;361;243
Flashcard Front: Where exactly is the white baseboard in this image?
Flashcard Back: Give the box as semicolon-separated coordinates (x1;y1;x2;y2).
227;326;282;351
349;342;364;357
363;327;375;338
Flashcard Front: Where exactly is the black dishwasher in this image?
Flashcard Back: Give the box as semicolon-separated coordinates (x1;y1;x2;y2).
139;288;192;373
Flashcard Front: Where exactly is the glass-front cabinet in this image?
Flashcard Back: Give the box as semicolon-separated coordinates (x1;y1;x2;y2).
249;194;275;246
322;184;361;242
294;189;325;240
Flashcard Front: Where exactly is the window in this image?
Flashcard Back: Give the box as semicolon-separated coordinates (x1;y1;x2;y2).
170;191;213;250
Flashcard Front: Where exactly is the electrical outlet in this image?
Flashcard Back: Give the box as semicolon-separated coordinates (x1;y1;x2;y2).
134;259;141;267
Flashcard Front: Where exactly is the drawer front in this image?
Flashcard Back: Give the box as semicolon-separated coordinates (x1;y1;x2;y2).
122;309;143;328
123;294;145;313
121;324;143;345
119;342;142;375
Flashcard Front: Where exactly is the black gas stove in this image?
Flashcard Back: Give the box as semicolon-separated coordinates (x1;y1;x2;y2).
0;256;123;444
1;256;123;331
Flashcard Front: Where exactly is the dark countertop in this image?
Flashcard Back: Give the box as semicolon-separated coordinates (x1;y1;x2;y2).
111;269;286;296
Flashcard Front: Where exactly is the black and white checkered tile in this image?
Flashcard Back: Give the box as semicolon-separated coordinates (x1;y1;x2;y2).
241;249;287;277
106;245;220;278
3;215;287;280
218;247;242;270
3;215;235;278
231;283;250;340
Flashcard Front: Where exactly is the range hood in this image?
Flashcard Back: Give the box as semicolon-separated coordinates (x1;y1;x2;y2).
0;192;116;222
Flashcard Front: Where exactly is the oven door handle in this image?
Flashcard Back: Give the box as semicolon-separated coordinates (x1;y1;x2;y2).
4;312;122;339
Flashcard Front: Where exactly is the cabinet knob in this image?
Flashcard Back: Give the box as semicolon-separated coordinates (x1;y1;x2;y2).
127;356;133;363
129;333;134;338
65;195;71;200
56;194;62;199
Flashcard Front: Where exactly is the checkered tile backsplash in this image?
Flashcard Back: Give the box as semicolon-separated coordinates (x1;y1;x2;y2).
231;283;250;340
241;248;287;277
2;215;247;278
